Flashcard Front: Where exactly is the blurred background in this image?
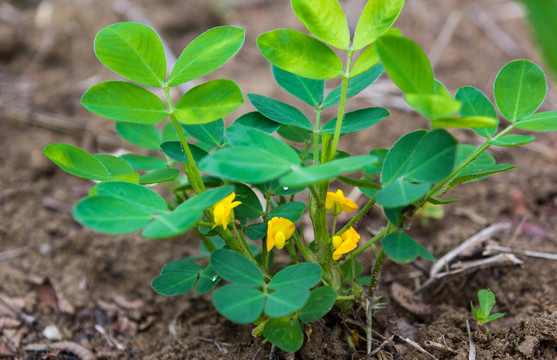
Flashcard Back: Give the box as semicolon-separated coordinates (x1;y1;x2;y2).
1;0;557;359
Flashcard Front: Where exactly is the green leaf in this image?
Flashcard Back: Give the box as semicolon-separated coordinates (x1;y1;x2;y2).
182;119;225;148
431;116;498;129
93;154;138;182
477;289;496;320
199;147;296;184
161;122;181;142
447;145;516;186
265;286;310;318
281;155;377;188
404;128;458;182
381;232;435;263
516;111;557;131
383;207;403;227
299;286;337;324
490;135;535;147
376;178;430;208
341;258;363;278
486;312;505;323
494;60;546;122
405;93;461;119
185;185;236;211
268;263;321;289
210;249;263;287
248;94;313;130
268;202;307;223
455;86;498;138
196;265;221;294
94;22;166;87
160;142;208;164
151;260;202;296
263;316;304;352
376;35;434;94
115;123;161;150
321;107;389;135
353;0;405;50
233;183;263;221
277;125;312;143
120;154;167;171
246;223;268;241
226;125;300;166
351;45;380;77
168;26;245;86
257;29;343;79
141;207;202;239
139;168;180;184
43;143;110;181
272;65;324;107
381;130;427;185
449;163;516;186
72;197;155;234
142;186;234;238
213;285;265;324
173;79;244;125
323;63;385;108
291;0;350;49
230;112;280;134
92;181;168;214
218;127;301;180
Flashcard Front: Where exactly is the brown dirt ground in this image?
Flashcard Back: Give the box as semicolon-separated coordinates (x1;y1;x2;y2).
1;0;557;359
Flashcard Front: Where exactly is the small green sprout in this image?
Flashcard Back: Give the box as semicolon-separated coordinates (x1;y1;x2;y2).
470;289;504;337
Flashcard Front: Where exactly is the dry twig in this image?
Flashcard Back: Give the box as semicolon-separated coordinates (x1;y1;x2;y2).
468;4;525;58
23;342;95;360
429;222;511;279
485;244;557;261
466;319;476;360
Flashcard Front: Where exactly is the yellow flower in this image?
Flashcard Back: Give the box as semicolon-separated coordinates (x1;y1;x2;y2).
326;189;358;215
332;227;360;260
212;192;241;229
267;217;295;251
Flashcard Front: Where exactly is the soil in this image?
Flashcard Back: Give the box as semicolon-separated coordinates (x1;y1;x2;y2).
1;0;557;359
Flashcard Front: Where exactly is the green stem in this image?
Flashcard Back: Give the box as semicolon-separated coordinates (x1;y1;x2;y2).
164;85;205;194
195;228;216;253
328;50;354;162
285;241;299;263
313;108;323;166
343;227;389;262
331;214;338;236
233;226;254;262
336;295;354;301
261;191;272;270
196;221;213;228
336;198;376;237
423;124;516;203
292;230;315;263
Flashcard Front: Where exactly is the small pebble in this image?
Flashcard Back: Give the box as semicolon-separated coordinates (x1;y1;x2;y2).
42;324;62;341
